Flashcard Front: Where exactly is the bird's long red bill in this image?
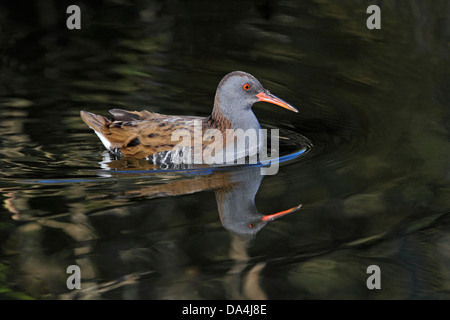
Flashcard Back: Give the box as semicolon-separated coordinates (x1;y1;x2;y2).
256;91;298;113
261;204;302;222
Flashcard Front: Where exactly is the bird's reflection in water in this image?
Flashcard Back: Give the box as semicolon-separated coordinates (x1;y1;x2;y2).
103;154;302;239
3;155;302;299
214;166;302;239
103;156;303;299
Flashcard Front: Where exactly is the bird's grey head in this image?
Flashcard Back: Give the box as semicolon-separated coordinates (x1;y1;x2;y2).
215;71;265;113
213;71;298;125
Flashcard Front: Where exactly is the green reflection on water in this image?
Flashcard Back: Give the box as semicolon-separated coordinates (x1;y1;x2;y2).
0;0;449;299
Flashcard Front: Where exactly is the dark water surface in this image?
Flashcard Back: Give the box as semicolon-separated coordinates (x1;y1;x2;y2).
0;1;449;299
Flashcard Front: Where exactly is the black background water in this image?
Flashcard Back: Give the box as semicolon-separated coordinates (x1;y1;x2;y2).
0;0;449;299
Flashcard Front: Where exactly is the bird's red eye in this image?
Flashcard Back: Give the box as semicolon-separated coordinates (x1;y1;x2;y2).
243;83;251;91
248;223;255;228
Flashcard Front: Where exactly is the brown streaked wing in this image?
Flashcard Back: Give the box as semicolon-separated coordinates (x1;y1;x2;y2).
102;113;209;158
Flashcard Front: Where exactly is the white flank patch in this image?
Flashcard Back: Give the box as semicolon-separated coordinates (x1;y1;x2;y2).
94;130;112;150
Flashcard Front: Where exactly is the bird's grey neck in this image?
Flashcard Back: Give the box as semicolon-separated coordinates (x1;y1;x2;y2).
212;99;261;131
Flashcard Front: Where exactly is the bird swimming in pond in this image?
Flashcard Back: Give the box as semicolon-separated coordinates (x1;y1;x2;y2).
80;71;298;165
